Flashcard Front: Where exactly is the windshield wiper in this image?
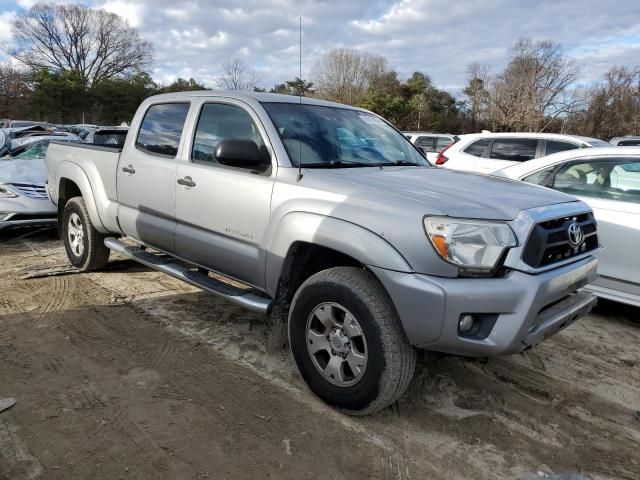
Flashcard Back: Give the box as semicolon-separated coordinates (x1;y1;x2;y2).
302;160;376;168
390;160;423;166
302;159;424;169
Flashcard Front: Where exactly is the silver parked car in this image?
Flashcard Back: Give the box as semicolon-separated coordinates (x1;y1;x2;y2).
0;138;78;231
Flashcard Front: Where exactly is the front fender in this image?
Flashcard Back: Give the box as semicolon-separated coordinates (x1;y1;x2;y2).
55;161;107;233
265;211;413;296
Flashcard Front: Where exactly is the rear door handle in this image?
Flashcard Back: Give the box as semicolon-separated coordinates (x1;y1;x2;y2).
177;176;196;188
122;165;135;174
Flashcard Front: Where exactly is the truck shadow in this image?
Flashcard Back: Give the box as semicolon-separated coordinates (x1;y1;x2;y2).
592;298;639;326
0;226;58;243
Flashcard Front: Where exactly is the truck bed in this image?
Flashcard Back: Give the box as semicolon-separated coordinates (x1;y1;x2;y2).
46;140;122;233
49;140;124;153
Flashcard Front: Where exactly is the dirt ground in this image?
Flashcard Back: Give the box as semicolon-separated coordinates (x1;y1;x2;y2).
0;228;639;480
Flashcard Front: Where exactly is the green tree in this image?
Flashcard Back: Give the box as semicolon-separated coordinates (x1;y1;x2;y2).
91;72;157;124
157;78;207;94
358;88;409;126
28;69;90;123
269;78;314;96
285;77;314;96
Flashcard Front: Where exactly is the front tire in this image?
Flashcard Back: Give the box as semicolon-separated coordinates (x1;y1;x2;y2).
62;196;110;271
288;267;416;415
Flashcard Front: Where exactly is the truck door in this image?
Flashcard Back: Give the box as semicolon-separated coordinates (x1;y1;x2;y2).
173;100;276;289
117;102;190;253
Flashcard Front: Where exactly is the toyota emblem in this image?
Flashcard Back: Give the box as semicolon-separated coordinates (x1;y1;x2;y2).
567;222;584;247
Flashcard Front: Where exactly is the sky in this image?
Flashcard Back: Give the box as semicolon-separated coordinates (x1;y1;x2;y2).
0;0;639;94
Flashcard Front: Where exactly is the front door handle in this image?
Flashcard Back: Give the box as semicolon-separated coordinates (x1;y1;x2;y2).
122;165;136;174
177;176;196;188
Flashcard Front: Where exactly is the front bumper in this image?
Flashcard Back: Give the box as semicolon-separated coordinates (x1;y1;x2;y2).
370;255;598;357
0;197;57;231
0;216;57;231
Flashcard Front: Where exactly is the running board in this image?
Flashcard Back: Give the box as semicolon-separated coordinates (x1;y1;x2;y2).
104;237;272;314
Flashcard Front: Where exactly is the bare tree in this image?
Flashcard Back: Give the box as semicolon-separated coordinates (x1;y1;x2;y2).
311;48;387;105
218;57;259;91
572;66;640;138
463;63;489;131
11;3;152;86
470;39;581;132
0;63;33;118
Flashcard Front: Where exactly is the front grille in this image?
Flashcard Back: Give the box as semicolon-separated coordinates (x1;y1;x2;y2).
10;183;48;199
522;212;598;268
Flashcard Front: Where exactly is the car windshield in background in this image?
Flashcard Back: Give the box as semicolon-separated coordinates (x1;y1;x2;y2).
1;139;78;160
262;102;428;168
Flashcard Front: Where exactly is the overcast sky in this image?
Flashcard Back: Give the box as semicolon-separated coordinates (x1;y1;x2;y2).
1;0;639;93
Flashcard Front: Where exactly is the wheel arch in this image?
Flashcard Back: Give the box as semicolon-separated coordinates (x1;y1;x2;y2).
265;212;413;302
55;162;107;233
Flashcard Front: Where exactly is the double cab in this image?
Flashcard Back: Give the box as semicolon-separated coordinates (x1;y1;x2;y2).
46;91;599;414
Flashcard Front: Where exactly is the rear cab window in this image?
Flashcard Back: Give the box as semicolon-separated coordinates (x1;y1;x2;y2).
490;138;538;161
135;103;190;157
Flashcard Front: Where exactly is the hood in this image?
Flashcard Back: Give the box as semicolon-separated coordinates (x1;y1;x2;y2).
0;158;47;185
311;166;577;220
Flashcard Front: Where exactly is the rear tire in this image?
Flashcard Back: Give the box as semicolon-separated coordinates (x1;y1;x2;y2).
62;196;110;271
288;267;416;415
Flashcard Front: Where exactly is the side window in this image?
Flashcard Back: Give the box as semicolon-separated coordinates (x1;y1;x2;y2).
523;166;556;186
463;138;491;157
546;140;579;155
490;139;538;161
136;103;190;157
415;136;437;152
552;158;640;203
435;136;454;151
192;103;267;167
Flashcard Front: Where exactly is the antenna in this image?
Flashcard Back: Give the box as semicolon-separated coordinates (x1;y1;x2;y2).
297;16;303;182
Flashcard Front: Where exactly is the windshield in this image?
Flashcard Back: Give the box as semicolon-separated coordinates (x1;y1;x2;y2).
262;102;428;168
1;139;77;160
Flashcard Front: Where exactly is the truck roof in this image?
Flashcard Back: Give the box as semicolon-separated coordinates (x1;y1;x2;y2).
145;90;364;111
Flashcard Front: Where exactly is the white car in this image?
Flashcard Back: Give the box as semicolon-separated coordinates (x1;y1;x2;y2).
610;136;640;146
437;132;609;174
403;132;458;164
495;147;640;307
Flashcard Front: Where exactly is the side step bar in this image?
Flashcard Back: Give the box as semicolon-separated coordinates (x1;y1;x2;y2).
104;237;272;314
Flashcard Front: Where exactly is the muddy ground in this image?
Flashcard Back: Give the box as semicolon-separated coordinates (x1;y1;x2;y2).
0;228;639;480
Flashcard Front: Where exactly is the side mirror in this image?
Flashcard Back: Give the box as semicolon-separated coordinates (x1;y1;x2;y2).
214;139;269;170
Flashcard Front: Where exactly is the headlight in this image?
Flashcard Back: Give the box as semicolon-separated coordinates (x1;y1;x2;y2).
0;185;18;198
424;216;517;272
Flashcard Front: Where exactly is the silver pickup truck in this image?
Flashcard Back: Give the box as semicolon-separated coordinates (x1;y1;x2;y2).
46;91;599;414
